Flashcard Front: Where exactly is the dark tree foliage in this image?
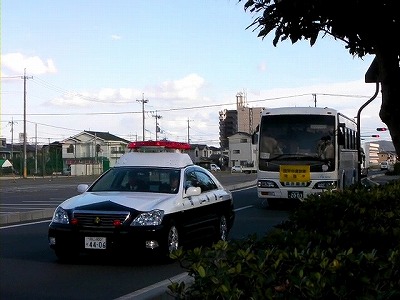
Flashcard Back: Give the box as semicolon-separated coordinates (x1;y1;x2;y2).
240;0;400;157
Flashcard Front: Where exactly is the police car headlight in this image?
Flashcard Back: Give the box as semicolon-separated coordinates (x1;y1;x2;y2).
131;209;164;226
52;207;69;224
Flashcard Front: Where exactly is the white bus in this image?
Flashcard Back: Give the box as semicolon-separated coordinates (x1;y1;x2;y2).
256;107;358;207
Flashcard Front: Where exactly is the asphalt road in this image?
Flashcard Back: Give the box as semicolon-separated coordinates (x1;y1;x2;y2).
1;184;291;300
1;171;398;299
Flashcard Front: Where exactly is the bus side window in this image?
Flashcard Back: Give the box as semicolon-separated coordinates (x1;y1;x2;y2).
338;124;345;146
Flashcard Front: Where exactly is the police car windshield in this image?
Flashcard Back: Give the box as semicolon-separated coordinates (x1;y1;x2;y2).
89;167;181;193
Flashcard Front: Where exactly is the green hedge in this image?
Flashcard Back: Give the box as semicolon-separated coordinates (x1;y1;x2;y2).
169;181;400;299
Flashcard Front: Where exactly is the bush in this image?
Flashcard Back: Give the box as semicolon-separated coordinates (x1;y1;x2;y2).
388;162;400;175
169;181;400;299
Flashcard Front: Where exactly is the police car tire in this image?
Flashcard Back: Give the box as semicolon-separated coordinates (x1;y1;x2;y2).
166;224;179;255
216;215;228;242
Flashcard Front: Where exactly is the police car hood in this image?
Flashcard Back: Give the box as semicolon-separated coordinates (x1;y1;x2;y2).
61;192;176;212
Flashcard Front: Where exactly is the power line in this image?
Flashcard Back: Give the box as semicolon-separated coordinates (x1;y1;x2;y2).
2;92;380;118
1;84;384;146
2;111;142;116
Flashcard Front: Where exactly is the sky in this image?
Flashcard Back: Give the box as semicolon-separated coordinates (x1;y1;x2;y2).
1;0;392;147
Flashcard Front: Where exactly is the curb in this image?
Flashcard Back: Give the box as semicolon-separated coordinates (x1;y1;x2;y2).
0;208;55;226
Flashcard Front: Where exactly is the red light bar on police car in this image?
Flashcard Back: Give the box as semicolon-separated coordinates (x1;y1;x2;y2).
128;140;191;150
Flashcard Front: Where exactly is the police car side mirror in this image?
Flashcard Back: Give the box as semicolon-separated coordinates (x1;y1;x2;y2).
184;186;201;197
77;184;89;193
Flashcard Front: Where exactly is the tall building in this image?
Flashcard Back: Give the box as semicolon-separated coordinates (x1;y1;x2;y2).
219;109;237;149
236;92;262;135
219;91;263;149
363;142;380;167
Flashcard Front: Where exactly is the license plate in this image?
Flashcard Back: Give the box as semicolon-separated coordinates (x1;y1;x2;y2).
85;237;106;249
288;191;303;200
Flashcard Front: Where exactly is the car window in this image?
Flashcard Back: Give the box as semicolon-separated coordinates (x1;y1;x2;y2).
90;167;179;193
184;169;198;190
89;168;124;191
163;171;181;194
194;170;217;192
184;168;217;192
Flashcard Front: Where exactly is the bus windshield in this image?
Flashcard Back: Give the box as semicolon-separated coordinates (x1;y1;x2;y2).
259;114;335;169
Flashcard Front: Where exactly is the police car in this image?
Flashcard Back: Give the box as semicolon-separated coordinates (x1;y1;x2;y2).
48;141;235;261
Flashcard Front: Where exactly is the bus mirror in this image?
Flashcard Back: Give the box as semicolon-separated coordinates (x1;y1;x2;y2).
252;132;258;145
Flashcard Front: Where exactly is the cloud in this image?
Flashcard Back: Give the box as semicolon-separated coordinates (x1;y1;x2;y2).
1;52;57;75
158;73;205;100
46;89;135;107
46;74;207;108
111;34;121;40
258;61;267;72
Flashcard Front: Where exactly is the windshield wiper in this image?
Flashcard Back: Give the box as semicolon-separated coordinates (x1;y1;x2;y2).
265;153;320;162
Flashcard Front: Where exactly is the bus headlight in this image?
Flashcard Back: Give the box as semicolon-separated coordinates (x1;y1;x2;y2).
322;164;329;172
258;180;278;188
313;181;337;189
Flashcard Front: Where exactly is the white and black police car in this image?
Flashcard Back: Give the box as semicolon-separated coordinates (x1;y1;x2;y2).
48;141;235;261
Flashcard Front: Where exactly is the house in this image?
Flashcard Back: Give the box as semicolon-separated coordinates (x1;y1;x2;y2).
378;151;397;164
228;132;256;168
187;144;224;168
187;144;211;164
61;130;129;176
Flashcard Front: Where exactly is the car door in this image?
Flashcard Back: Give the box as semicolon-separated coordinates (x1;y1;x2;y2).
179;168;220;242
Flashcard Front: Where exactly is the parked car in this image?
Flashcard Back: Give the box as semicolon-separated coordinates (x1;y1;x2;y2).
62;167;71;176
48;141;235;262
361;167;368;177
380;161;389;170
210;163;221;171
231;165;242;173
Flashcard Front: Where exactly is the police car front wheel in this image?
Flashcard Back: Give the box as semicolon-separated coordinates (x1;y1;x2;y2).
167;225;179;254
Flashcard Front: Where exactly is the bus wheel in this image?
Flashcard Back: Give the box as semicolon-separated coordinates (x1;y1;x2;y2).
267;199;278;209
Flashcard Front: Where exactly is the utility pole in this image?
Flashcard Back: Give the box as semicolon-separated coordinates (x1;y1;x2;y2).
313;94;317;107
152;111;162;141
8;118;17;162
22;68;33;178
136;93;148;141
187;118;191;144
35;123;38;174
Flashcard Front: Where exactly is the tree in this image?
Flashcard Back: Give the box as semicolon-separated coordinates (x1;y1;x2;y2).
240;0;400;157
